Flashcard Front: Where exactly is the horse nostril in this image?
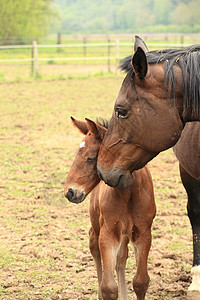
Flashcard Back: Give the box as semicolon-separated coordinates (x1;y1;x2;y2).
66;188;74;200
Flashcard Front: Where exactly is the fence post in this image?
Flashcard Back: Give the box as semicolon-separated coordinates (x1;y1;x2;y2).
32;40;39;78
181;35;184;46
107;38;111;73
83;37;87;60
57;33;61;45
31;44;34;76
57;33;61;53
115;40;119;73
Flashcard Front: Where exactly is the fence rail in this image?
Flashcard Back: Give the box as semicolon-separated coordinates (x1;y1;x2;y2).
0;40;197;78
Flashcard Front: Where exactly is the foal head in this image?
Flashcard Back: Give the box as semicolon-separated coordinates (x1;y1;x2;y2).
64;117;107;204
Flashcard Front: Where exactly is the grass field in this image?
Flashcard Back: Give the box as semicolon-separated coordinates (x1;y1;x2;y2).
0;74;194;299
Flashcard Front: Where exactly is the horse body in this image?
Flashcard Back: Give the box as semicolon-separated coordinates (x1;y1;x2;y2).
64;117;156;300
173;122;200;181
173;122;200;291
96;36;200;293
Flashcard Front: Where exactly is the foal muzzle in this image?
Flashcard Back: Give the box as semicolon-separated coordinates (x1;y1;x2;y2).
64;187;85;204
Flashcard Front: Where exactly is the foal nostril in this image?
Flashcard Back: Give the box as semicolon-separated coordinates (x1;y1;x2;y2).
66;188;74;200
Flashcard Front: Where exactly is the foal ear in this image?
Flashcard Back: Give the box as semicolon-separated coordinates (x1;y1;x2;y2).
85;118;106;140
71;116;88;135
132;47;148;79
134;35;149;53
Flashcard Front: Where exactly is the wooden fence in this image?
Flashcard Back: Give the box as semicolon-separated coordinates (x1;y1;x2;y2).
0;39;196;77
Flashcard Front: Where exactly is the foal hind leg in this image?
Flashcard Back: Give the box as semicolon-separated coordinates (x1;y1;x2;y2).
179;164;200;292
132;228;151;300
89;227;102;299
116;236;129;300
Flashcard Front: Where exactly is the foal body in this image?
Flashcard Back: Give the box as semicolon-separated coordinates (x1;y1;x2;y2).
64;118;156;300
90;167;155;300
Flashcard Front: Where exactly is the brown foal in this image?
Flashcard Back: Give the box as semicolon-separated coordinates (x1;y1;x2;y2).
64;117;156;300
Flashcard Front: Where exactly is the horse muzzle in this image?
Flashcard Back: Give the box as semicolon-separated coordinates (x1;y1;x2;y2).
64;186;85;204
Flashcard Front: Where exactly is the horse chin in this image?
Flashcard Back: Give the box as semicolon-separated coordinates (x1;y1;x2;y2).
97;166;134;190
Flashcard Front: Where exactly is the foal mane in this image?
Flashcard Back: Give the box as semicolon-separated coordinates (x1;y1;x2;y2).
120;45;200;121
96;117;109;129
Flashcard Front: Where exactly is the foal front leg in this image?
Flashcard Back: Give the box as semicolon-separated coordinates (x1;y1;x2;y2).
132;228;152;300
99;225;120;300
116;236;129;300
89;227;102;299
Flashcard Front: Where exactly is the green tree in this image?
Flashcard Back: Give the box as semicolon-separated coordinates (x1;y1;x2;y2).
170;0;200;26
0;0;59;43
55;0;200;33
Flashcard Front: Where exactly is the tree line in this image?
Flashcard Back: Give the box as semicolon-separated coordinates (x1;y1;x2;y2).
0;0;58;43
56;0;200;34
0;0;199;44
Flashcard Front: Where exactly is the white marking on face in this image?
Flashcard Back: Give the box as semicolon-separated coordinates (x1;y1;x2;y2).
80;141;85;149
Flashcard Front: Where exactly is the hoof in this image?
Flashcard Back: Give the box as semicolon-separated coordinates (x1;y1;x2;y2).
188;266;200;292
185;291;200;300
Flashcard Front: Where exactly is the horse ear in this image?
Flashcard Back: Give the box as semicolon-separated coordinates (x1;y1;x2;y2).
85;118;106;140
134;35;148;53
71;116;88;135
132;47;147;79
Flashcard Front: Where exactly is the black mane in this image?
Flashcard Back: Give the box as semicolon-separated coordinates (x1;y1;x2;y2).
120;45;200;121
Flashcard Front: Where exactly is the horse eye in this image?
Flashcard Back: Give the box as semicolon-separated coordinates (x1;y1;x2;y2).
115;107;128;119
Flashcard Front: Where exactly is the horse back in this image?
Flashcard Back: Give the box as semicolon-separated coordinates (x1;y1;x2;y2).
173;122;200;181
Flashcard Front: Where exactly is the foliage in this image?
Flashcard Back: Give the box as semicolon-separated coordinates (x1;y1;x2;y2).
0;0;60;43
55;0;200;33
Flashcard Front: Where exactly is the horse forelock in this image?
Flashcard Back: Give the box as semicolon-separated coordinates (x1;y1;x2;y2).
119;45;200;122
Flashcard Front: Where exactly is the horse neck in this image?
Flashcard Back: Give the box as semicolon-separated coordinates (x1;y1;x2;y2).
173;65;200;123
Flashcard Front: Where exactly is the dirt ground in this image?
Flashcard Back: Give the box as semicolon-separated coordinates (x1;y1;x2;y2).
0;78;197;300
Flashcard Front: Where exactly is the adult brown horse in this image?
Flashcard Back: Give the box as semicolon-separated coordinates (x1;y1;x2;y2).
97;36;200;294
64;117;156;300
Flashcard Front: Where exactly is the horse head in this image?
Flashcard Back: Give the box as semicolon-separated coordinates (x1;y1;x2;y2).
97;36;184;189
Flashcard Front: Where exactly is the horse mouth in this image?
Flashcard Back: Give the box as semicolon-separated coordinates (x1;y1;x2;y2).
113;170;134;190
117;174;126;190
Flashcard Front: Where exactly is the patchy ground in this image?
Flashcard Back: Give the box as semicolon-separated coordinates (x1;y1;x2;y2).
0;77;196;299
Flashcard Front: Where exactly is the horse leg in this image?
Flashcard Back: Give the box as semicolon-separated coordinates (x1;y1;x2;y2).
179;164;200;292
99;226;120;300
89;227;102;299
116;236;129;300
132;228;151;300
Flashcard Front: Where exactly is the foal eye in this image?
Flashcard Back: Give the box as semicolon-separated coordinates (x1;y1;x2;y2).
87;156;97;163
115;107;128;119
